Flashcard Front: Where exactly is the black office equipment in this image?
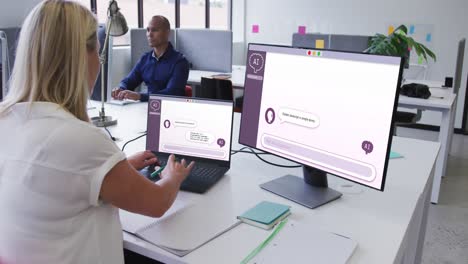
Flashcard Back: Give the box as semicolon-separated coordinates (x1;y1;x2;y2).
142;95;234;193
195;77;233;101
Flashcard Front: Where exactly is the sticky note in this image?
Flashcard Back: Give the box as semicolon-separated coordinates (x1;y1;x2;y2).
298;26;306;35
252;24;259;33
315;39;325;49
409;25;415;34
418;56;424;64
388;26;394;35
426;33;432;42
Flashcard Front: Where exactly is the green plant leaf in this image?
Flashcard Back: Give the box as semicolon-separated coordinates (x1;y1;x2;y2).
393;25;408;35
419;43;437;61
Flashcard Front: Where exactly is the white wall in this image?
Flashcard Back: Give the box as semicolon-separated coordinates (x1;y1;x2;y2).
0;0;41;27
242;0;468;129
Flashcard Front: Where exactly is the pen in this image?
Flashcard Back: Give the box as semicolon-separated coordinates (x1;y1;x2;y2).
240;219;288;264
150;165;165;179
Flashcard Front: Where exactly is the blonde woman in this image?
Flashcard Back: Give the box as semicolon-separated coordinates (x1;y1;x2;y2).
0;1;194;263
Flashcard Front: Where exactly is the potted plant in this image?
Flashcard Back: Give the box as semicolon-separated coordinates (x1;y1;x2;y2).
365;25;436;67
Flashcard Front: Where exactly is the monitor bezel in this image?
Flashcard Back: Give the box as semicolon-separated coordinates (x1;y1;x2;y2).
146;94;234;167
239;42;404;191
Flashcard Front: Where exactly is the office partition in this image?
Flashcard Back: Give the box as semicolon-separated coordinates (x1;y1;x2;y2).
292;33;330;49
176;29;232;72
329;34;371;53
130;28;175;68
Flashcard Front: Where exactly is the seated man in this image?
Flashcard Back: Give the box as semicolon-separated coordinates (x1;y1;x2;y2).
112;15;189;102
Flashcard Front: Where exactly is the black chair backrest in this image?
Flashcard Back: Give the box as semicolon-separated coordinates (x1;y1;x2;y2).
197;77;233;101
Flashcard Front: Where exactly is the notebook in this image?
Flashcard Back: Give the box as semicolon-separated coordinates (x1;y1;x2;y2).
250;219;357;264
390;151;404;159
238;201;291;230
120;198;240;257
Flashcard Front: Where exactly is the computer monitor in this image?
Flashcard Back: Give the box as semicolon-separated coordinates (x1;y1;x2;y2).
239;43;403;209
454;39;465;94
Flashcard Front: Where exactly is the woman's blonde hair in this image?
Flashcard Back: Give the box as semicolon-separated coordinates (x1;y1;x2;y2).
0;0;98;121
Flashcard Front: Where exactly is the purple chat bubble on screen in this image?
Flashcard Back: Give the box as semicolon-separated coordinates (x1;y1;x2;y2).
361;140;374;155
217;138;225;148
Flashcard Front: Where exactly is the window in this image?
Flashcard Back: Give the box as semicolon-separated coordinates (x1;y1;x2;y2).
89;0;231;46
143;0;175;29
180;0;205;28
97;0;138;45
210;0;228;29
72;0;91;9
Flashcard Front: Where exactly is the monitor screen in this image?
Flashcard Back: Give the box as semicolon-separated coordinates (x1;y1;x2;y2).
147;95;233;162
240;44;403;192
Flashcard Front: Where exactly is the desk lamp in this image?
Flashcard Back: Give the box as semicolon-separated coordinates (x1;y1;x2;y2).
91;0;128;127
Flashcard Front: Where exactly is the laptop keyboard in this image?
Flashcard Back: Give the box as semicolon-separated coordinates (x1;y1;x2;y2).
140;158;227;193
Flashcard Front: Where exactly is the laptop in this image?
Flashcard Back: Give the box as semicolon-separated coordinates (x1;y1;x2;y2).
140;95;234;193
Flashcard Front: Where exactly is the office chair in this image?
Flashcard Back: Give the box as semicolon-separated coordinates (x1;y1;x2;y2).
393;109;423;135
196;77;233;101
185;85;193;97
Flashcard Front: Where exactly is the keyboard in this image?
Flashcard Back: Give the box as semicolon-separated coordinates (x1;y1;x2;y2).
140;158;228;193
108;99;138;106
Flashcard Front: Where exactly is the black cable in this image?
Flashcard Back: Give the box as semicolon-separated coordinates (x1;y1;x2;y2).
104;126;116;141
231;146;267;155
232;147;301;168
121;133;147;151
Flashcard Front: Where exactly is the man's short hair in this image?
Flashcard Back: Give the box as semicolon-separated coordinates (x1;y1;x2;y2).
151;15;170;31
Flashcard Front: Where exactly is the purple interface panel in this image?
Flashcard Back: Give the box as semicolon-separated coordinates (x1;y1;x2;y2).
147;96;233;161
239;44;402;190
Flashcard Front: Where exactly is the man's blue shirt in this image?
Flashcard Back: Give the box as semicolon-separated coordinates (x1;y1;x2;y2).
119;42;189;102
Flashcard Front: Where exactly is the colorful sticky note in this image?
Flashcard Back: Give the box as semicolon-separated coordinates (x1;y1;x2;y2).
388;26;395;35
298;26;306;35
409;25;415;34
426;33;432;42
418;56;424;65
252;24;259;33
315;39;325;49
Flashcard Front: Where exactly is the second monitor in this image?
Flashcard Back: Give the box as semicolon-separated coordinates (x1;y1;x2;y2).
239;44;403;208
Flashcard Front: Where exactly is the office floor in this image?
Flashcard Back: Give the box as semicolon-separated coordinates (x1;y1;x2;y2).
397;127;468;264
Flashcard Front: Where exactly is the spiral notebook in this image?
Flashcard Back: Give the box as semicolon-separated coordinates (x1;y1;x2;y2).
120;199;240;257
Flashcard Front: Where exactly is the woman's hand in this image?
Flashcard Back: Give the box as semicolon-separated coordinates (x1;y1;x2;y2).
127;150;159;171
160;154;195;184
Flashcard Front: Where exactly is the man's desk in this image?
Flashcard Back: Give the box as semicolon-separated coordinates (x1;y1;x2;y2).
399;80;457;203
187;65;246;89
88;101;440;264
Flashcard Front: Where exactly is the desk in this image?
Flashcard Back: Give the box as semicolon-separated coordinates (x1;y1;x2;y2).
186;70;454;203
188;65;246;89
400;79;457;203
88;101;439;264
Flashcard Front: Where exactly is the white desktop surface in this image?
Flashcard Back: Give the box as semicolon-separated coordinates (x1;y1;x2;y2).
88;101;439;264
188;65;246;88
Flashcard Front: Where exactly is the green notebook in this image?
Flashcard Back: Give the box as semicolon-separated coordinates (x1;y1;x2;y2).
238;201;291;230
390;151;404;159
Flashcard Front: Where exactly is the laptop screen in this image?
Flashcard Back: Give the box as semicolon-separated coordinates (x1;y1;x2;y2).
146;95;233;162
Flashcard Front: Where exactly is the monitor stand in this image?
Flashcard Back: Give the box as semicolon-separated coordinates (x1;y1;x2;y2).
259;166;342;209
